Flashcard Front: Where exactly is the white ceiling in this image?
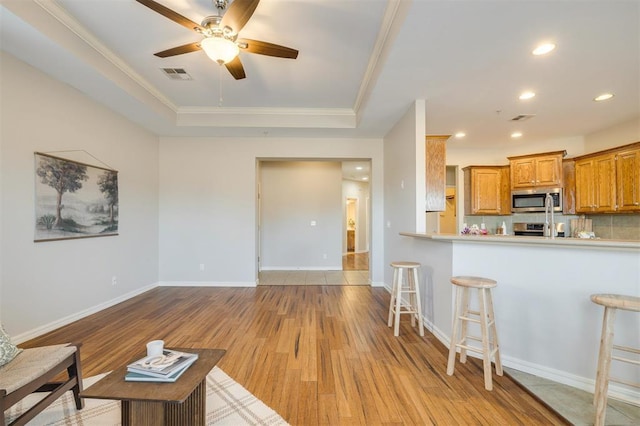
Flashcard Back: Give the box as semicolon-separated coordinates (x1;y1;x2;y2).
1;0;638;151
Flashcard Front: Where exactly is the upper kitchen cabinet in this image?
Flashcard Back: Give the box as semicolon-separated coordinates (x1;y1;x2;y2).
463;166;510;215
425;135;449;211
573;142;640;213
508;151;566;189
575;154;616;213
616;146;640;211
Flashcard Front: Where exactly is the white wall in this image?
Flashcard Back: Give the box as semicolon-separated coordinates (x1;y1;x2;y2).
260;161;342;270
383;100;426;287
158;137;385;286
584;117;640;152
342;179;370;252
0;52;160;339
447;135;586;168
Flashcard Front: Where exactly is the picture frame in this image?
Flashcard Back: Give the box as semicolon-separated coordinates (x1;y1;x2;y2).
34;152;119;242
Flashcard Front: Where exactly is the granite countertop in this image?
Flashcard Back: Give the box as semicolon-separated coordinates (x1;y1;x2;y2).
400;232;640;250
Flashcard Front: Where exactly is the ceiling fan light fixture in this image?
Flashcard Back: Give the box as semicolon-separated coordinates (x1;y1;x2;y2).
201;37;239;64
532;43;556;56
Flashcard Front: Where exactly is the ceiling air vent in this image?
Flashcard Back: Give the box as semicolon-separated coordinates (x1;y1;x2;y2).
510;114;536;122
161;68;193;81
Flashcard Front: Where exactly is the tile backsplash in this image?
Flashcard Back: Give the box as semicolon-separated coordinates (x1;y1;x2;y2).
589;214;640;240
461;213;640;241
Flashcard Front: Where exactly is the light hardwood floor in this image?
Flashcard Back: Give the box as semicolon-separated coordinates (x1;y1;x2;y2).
259;270;369;286
21;286;567;425
342;252;369;271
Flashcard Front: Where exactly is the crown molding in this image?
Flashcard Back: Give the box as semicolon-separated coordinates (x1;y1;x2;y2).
176;107;356;128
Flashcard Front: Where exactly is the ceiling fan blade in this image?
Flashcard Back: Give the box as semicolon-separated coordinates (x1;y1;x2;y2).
225;56;246;80
237;38;298;59
220;0;260;34
136;0;204;32
154;42;202;58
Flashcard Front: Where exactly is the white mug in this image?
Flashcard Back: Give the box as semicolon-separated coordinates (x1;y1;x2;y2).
146;340;164;357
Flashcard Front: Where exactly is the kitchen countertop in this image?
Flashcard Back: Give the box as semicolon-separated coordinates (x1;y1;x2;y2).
400;232;640;250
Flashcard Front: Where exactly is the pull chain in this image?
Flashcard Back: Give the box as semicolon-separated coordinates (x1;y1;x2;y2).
218;65;224;107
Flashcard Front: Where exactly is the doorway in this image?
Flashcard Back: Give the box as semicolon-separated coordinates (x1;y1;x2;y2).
257;159;371;282
346;197;357;252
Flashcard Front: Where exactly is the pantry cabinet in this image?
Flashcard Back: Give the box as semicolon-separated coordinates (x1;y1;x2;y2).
508;151;565;189
463;166;510;215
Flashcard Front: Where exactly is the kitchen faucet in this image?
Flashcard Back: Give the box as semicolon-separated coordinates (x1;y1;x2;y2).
544;193;556;239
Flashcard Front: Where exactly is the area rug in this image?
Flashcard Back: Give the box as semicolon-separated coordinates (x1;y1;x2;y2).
5;367;289;425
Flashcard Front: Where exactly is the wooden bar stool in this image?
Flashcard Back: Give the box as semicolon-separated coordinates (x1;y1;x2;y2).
446;276;503;391
387;261;424;337
590;293;640;426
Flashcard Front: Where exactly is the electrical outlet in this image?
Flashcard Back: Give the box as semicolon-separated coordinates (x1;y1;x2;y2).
199;263;205;271
111;276;117;286
322;253;327;259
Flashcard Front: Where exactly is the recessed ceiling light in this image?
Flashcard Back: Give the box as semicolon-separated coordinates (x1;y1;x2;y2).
511;132;523;138
532;43;556;55
594;93;614;102
519;91;536;100
455;132;466;138
355;166;363;170
362;176;369;181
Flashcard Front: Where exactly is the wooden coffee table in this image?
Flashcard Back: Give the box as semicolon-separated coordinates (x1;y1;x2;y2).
81;348;225;426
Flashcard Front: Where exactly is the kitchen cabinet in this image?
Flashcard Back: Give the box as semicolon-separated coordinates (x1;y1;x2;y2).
574;142;640;213
575;154;616;212
463;166;510;215
425;135;449;211
508;151;565;189
616;146;640;211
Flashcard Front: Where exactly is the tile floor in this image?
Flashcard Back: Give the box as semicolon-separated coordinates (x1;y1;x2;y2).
506;368;640;425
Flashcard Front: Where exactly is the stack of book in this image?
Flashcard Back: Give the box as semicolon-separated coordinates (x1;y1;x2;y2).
125;349;199;382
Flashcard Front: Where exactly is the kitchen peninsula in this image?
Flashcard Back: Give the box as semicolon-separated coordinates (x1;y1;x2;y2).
399;232;640;404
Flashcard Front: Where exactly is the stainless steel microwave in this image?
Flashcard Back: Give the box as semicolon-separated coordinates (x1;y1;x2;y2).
511;188;563;213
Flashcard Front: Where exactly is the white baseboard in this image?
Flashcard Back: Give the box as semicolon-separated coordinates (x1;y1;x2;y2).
499;354;640;406
157;281;257;287
12;283;157;345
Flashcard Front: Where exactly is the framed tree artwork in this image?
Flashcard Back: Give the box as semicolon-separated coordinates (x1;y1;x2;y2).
34;152;119;242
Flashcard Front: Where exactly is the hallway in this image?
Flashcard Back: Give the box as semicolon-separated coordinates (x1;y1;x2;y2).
342;251;369;271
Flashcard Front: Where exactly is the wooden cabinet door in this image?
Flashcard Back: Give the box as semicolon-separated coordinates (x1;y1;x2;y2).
499;166;511;215
575;159;596;212
616;148;640;211
510;152;564;188
472;168;502;214
510;158;536;188
425;136;448;211
594;154;616;212
535;155;562;187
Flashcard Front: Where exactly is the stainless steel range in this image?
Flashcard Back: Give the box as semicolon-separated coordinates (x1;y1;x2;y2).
513;222;545;237
513;222;565;237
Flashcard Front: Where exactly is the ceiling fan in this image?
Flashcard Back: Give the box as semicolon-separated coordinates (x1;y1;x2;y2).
135;0;298;80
